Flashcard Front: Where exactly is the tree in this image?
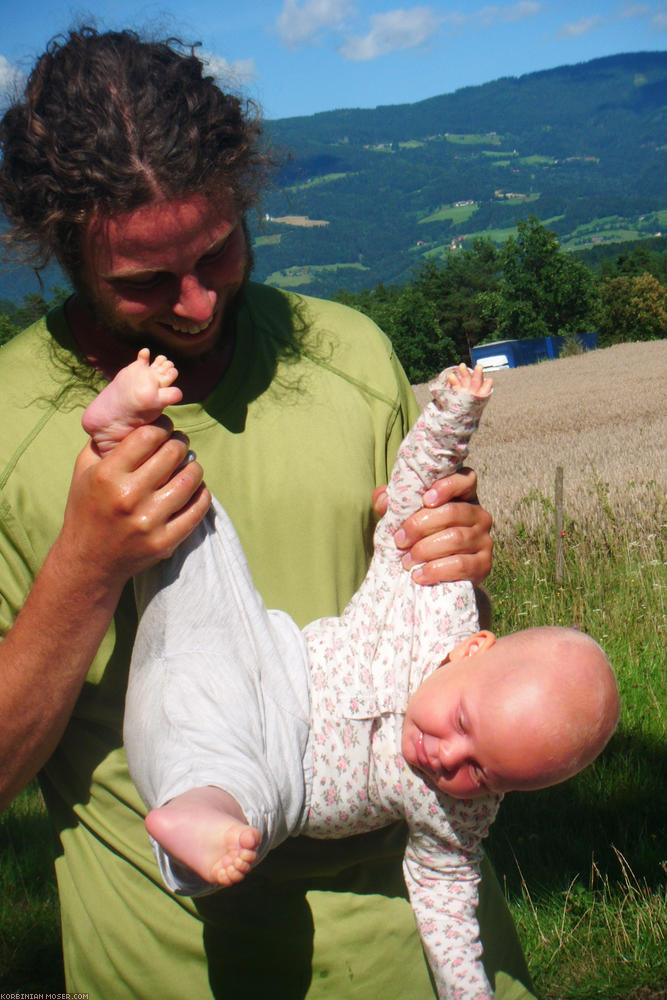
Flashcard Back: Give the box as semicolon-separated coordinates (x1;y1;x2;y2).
492;217;598;340
334;282;457;382
384;286;458;383
597;272;667;344
0;286;70;347
413;239;501;359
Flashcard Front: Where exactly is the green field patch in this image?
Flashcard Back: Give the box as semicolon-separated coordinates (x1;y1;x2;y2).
445;132;502;146
419;202;479;225
494;192;540;202
398;140;424;149
265;262;368;287
561;228;644;251
254;234;281;247
519;154;555;166
465;225;520;244
286;172;349;192
482;150;517;158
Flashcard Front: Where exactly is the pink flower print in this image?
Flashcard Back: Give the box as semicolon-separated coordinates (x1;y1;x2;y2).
326;785;337;806
343;725;353;748
337;756;348;773
349;697;360;713
357;788;367;801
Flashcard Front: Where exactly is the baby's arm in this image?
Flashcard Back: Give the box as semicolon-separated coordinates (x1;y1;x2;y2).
402;785;499;999
375;364;492;556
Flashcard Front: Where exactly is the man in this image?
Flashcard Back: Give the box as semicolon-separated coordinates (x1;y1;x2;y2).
0;27;534;999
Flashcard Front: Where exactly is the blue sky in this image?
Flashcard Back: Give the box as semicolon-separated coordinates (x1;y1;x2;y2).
1;1;665;120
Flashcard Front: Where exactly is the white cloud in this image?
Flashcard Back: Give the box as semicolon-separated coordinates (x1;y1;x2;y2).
501;1;541;21
340;6;442;61
616;2;667;31
276;0;356;46
557;16;604;38
618;3;651;16
477;2;541;26
201;53;257;87
0;55;25;95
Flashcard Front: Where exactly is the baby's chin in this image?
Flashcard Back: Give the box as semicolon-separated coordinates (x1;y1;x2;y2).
434;779;491;800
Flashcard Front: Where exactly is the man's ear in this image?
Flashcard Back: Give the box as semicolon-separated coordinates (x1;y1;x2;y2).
448;630;496;661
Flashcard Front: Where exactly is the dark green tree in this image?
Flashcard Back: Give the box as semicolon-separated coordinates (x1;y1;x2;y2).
412;239;501;359
0;286;70;347
491;217;598;339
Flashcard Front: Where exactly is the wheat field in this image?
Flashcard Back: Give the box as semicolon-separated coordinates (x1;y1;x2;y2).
416;342;666;998
416;339;667;543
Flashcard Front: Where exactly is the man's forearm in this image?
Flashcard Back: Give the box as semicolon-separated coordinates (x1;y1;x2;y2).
0;535;124;810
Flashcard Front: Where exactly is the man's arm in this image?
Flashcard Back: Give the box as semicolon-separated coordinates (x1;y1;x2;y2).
0;422;210;810
374;466;493;587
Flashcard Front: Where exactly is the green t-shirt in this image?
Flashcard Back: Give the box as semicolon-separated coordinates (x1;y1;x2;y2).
0;283;533;999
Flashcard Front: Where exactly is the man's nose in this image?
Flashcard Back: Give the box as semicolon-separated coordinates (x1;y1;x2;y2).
173;274;217;323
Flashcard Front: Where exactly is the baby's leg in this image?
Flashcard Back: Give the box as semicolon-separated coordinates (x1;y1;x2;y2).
145;786;261;888
82;348;183;454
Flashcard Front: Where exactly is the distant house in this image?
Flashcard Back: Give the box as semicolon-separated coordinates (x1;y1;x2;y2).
471;333;598;371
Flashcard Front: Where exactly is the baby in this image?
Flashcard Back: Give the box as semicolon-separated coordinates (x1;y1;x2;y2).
83;351;619;1000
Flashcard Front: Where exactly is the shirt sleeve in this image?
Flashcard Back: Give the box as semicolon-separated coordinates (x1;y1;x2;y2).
402;780;501;999
375;368;490;557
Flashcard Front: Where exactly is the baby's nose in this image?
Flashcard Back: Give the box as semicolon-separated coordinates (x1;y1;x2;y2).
438;739;465;772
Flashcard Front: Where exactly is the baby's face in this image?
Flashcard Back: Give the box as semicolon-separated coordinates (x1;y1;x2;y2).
401;633;556;799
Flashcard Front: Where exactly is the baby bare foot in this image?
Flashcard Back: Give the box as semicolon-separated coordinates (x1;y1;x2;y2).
145;786;261;888
82;348;183;454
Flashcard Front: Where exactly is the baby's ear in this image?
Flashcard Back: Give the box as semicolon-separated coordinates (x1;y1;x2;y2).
448;630;496;661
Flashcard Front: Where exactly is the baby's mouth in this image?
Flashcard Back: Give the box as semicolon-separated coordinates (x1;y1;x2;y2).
415;731;434;773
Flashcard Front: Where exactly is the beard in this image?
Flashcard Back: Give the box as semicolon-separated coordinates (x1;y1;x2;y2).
70;237;255;371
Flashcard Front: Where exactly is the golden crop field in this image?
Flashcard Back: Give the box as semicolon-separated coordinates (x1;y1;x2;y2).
417;340;667;544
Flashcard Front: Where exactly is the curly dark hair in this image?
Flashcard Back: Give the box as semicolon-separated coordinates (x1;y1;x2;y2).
0;26;273;278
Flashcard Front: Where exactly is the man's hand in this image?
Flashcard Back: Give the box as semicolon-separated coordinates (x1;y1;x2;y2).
372;468;493;586
62;418;211;591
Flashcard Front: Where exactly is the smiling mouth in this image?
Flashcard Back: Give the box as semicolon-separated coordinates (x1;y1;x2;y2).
161;314;217;336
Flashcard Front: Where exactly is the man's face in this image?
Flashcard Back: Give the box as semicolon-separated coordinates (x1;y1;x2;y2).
77;193;250;363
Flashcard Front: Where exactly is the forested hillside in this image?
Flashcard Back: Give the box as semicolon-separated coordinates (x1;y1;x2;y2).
1;51;665;313
252;51;667;297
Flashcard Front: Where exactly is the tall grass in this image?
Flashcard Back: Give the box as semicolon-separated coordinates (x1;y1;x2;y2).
2;341;666;996
484;477;665;998
0;783;63;991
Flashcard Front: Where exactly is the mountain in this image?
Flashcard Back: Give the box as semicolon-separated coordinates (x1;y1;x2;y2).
251;52;667;297
1;52;665;305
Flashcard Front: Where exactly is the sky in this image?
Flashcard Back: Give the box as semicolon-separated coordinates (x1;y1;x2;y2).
1;1;665;120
